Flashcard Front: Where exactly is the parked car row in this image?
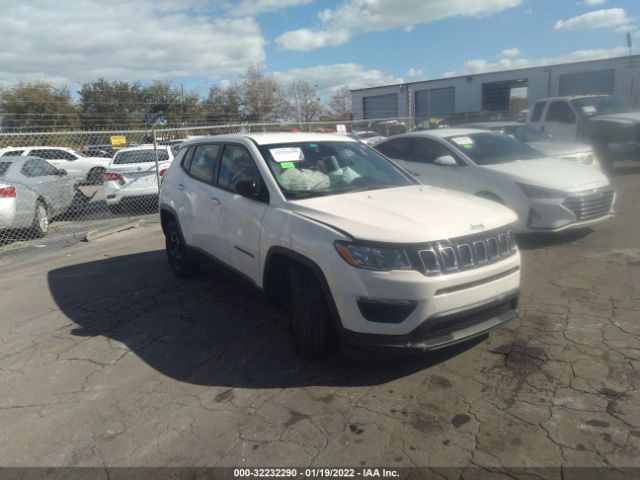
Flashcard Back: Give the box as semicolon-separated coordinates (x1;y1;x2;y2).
157;128;614;361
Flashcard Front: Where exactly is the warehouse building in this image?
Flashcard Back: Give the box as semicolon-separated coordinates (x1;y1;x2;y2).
351;54;640;124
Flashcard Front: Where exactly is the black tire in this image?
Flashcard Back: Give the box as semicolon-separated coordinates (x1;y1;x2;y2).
165;221;199;278
594;144;615;174
87;167;105;185
287;264;330;360
30;200;49;238
107;204;124;215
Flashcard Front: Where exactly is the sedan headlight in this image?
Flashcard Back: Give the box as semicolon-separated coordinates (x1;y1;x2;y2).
517;183;566;199
335;241;412;271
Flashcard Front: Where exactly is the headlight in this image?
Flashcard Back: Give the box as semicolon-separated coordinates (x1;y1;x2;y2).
335;241;412;271
517;183;566;199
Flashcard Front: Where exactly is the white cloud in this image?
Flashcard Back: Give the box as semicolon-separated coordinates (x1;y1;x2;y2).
276;29;351;51
499;47;521;57
407;68;425;78
276;0;522;50
448;45;629;75
555;8;632;30
0;0;266;86
272;64;403;96
228;0;313;17
577;0;606;6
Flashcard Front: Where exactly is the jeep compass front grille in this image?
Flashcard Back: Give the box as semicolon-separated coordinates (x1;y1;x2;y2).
417;230;517;276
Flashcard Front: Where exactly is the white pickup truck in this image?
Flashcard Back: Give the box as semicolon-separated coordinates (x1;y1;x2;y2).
528;95;640;171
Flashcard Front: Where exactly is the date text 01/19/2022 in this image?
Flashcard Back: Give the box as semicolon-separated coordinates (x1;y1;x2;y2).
233;468;400;478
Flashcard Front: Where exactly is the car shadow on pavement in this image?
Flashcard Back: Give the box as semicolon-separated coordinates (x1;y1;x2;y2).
515;228;593;250
47;250;484;389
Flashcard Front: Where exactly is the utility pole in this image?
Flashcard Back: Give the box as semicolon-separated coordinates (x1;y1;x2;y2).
294;81;302;129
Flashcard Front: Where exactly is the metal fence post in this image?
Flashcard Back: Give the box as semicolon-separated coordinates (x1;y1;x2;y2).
152;129;161;192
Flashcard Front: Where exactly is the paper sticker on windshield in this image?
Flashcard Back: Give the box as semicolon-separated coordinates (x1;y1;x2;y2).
581;105;596;114
280;161;296;169
270;147;304;163
451;136;474;146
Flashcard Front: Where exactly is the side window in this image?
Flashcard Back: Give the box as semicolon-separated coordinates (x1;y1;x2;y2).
1;150;24;157
376;138;413;160
181;147;195;172
412;138;456;164
546;101;576;124
0;162;12;176
188;144;220;183
21;159;58;177
217;145;262;192
530;102;545;122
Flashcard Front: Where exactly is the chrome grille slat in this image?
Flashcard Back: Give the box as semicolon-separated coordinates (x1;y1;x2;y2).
563;187;614;221
418;230;517;276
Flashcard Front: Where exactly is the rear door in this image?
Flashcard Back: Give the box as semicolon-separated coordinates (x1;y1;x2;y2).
30;149;84;179
375;137;415;174
20;158;67;212
212;144;269;282
528;101;547;132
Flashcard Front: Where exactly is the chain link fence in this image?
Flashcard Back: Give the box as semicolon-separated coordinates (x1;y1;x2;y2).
0;118;415;253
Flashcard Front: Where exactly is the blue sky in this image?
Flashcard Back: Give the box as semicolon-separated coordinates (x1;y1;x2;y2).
0;0;637;97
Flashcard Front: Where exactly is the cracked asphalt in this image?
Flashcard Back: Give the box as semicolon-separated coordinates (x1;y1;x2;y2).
0;168;639;470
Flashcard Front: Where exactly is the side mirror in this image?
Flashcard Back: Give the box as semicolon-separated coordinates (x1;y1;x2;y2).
235;179;259;197
57;169;68;176
434;155;457;166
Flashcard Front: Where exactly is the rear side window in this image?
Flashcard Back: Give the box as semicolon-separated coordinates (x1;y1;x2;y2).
21;159;59;177
530;102;545;122
32;149;76;160
0;161;12;176
1;150;24;157
546;101;576;123
188;144;221;183
114;149;170;164
376;138;413;160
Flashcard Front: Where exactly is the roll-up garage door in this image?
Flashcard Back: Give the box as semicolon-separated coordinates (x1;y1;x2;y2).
559;69;614;96
413;87;454;122
363;94;398;119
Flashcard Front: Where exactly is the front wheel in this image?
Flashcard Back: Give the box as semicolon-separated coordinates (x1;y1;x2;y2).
165;221;199;278
288;265;330;360
30;201;49;238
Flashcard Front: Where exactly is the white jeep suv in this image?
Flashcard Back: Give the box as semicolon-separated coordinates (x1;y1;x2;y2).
159;133;521;359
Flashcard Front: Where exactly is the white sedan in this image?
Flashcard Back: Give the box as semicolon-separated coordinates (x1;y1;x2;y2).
374;129;614;233
103;145;174;213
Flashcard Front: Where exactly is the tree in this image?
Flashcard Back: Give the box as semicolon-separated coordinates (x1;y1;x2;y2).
287;81;324;123
203;85;242;124
238;65;286;122
0;81;79;131
78;79;144;130
328;86;352;121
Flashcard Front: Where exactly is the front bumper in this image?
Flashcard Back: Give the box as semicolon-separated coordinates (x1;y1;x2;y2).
342;290;519;351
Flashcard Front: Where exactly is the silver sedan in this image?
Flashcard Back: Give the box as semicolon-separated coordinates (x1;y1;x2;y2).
0;156;76;237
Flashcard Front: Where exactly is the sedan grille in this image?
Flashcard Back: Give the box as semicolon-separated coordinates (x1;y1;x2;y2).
418;230;517;276
562;186;614;221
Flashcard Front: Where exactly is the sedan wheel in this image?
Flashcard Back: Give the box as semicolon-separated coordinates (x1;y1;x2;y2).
31;202;49;238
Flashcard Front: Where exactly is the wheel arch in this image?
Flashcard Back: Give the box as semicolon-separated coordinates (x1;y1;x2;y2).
263;246;344;330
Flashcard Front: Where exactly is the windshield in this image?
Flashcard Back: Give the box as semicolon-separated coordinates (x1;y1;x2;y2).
258;141;414;199
113;149;170;164
570;96;628;116
499;125;550;142
446;132;543;165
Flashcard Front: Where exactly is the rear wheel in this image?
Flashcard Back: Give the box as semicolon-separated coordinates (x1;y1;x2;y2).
30;201;49;238
287;265;330;360
165;221;199;278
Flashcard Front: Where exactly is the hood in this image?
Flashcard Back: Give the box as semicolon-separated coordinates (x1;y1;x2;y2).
588;111;640;123
527;141;591;157
287;185;517;243
483;158;609;192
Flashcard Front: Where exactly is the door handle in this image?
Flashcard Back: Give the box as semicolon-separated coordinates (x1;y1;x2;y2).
177;183;185;190
210;197;221;205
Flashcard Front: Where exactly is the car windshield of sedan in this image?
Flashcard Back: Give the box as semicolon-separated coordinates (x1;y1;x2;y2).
259;141;413;199
571;96;628;116
446;132;543;165
113;149;170;164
